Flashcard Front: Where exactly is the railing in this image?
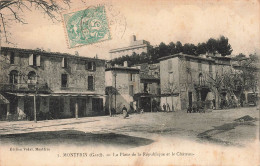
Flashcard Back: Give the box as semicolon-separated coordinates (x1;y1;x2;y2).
0;83;51;93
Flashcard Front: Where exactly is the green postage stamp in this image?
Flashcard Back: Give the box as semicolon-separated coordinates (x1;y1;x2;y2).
63;5;111;48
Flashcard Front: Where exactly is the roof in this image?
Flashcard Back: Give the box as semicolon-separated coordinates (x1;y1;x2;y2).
109;44;148;53
1;47;106;62
158;53;215;62
105;66;140;72
140;73;160;81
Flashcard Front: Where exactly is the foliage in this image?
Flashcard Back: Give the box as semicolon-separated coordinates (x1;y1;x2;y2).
110;36;233;66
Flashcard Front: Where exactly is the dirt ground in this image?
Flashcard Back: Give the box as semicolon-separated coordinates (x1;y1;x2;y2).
0;107;259;166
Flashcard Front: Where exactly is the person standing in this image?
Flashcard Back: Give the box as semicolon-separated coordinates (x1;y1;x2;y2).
122;105;128;119
163;103;166;112
167;103;171;112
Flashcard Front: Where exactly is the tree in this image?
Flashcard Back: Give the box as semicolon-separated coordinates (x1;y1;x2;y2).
205;71;225;109
0;0;70;44
205;36;232;56
217;36;233;56
158;42;169;58
182;43;197;55
196;42;207;55
206;38;218;54
233;53;246;61
168;42;177;55
175;41;183;53
233;53;259;103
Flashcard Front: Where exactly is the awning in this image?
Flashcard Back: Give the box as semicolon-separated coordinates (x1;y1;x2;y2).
0;94;9;104
6;92;106;97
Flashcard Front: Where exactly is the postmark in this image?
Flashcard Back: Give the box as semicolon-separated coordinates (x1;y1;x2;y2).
63;5;111;48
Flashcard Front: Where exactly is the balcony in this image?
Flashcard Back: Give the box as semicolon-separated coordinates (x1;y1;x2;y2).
0;83;51;93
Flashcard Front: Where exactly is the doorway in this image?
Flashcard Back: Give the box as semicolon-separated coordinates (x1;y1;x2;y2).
188;92;192;107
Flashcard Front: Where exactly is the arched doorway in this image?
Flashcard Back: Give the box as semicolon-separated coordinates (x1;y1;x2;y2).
28;71;37;84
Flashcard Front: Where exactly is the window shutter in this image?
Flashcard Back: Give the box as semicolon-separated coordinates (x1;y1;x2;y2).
29;54;33;65
61;58;65;68
36;55;41;66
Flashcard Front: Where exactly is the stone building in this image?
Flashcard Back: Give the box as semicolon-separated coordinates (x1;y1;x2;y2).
159;53;232;111
109;35;151;59
105;62;140;113
0;47;106;121
133;63;160;112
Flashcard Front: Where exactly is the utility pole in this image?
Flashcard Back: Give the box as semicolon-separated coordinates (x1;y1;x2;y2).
34;74;39;123
34;93;37;123
113;72;117;112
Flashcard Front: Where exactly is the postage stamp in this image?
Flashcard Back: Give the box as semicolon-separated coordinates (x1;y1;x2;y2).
62;5;111;48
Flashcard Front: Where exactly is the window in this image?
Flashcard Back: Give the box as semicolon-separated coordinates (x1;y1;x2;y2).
198;61;202;72
29;54;40;66
129;85;134;96
10;52;15;64
144;83;148;93
209;63;213;76
129;73;135;81
61;74;68;88
168;72;173;84
168;60;172;71
88;76;94;90
199;73;204;86
33;54;37;66
9;70;18;84
87;62;96;71
28;71;37;84
62;57;68;68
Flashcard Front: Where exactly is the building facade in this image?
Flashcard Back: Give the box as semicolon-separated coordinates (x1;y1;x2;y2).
109;35;150;59
0;47;106;121
159;53;232;111
134;63;161;112
105;63;140;113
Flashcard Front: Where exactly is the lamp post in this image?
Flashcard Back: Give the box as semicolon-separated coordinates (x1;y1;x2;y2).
34;73;39;123
113;72;117;112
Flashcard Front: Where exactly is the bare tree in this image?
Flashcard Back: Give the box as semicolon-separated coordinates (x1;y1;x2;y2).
0;0;71;44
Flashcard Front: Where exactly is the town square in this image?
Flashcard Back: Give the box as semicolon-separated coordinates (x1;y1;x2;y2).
0;0;259;165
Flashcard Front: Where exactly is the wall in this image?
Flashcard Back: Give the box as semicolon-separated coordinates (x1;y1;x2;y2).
110;46;148;59
105;69;140;113
160;57;179;94
0;48;106;95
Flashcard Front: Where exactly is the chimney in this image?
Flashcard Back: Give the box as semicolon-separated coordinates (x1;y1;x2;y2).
124;61;128;67
131;35;136;42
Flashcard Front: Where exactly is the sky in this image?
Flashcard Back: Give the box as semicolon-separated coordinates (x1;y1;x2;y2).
1;0;259;60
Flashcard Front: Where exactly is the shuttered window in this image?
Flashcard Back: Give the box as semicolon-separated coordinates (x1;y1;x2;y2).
87;62;96;71
10;52;15;64
88;76;94;90
62;57;68;68
61;74;68;88
29;54;34;65
36;55;41;66
29;54;38;66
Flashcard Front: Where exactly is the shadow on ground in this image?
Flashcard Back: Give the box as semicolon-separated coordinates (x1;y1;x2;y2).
0;130;154;148
197;115;257;146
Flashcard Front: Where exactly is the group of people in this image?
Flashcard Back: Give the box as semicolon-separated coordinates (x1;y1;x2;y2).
109;105;129;119
162;103;174;112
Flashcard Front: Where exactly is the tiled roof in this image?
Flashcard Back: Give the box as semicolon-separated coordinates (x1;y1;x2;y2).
1;47;105;61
